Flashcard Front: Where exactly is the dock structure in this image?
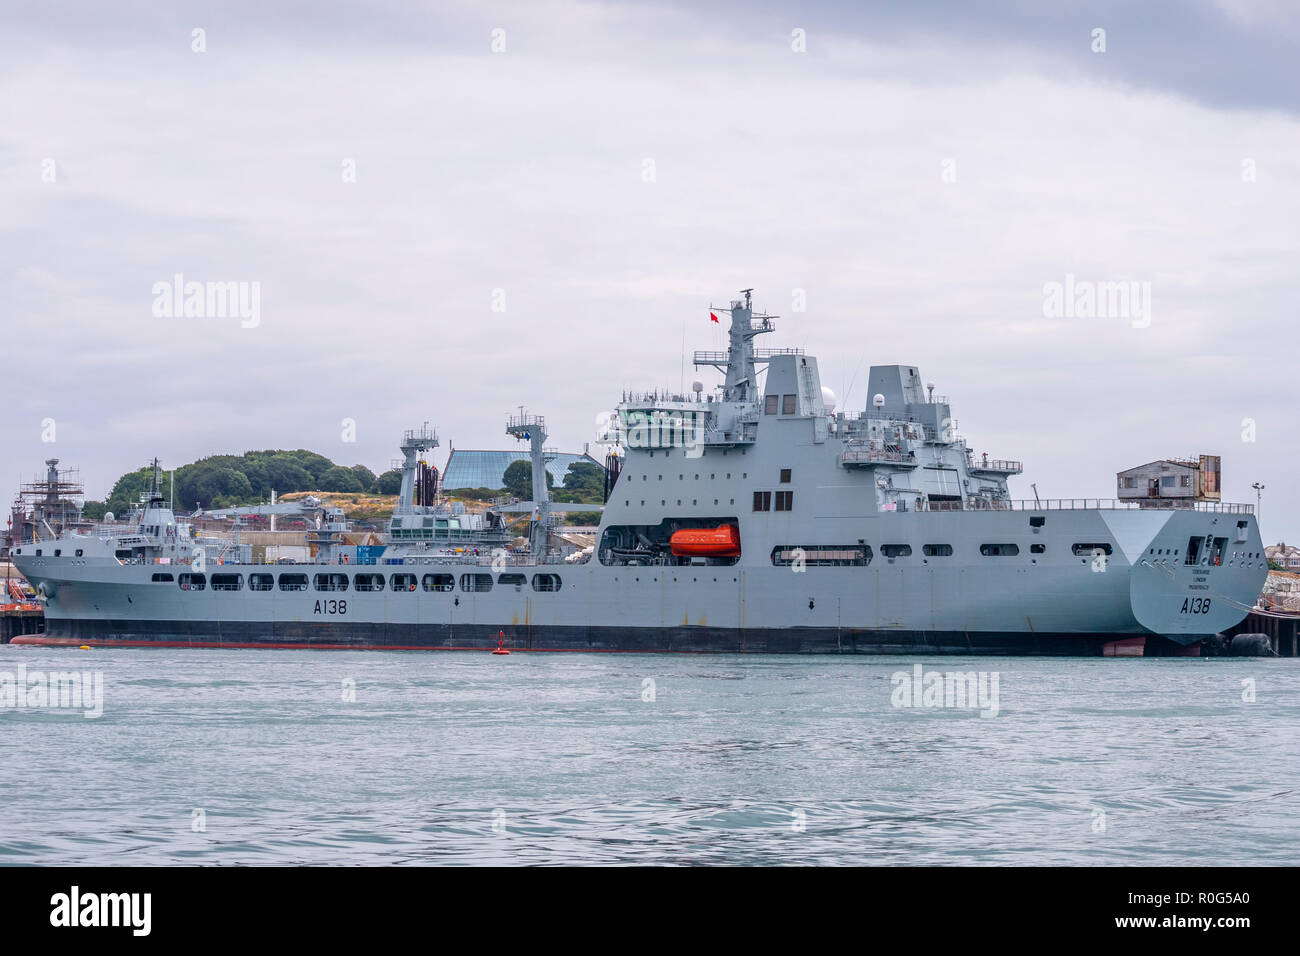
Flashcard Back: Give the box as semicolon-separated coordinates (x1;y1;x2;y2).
1;605;44;643
1225;610;1300;657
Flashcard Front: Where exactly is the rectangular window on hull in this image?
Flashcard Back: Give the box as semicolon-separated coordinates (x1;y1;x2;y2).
151;572;174;582
753;491;771;511
782;394;796;414
531;573;562;592
1071;543;1113;556
352;573;384;592
979;543;1020;557
314;573;350;592
178;573;206;591
1187;536;1229;566
249;573;274;591
460;573;493;592
210;573;243;592
1030;543;1045;554
771;545;872;567
498;573;526;588
774;491;793;511
881;544;911;558
422;574;454;592
765;395;779;415
278;574;309;591
922;544;953;556
390;573;418;592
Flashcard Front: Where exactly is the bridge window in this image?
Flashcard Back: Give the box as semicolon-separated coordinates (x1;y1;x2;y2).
922;544;953;557
151;572;175;582
178;573;206;591
249;573;274;591
531;573;562;592
979;543;1020;557
278;573;309;591
211;573;243;592
422;573;454;592
460;573;493;592
881;544;911;558
753;491;771;511
774;491;793;511
390;573;418;592
353;573;385;592
314;573;350;592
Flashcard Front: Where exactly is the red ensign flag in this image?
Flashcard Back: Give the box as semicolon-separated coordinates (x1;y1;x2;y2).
709;312;719;323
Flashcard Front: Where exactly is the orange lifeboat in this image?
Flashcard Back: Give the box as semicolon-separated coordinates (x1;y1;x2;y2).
670;524;741;558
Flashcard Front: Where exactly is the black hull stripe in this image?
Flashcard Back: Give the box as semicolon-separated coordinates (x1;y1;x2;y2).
13;619;1200;656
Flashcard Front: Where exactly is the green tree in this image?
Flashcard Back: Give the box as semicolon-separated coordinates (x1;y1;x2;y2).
374;469;403;496
503;459;552;500
260;456;316;496
351;464;378;492
319;466;365;493
562;461;606;503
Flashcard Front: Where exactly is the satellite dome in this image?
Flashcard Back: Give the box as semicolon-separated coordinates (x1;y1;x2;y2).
872;393;885;408
104;511;115;522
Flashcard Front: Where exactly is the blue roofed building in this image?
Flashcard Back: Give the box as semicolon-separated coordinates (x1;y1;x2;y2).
440;449;601;491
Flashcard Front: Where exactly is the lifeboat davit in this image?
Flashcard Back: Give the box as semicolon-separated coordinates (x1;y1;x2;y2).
670;524;741;558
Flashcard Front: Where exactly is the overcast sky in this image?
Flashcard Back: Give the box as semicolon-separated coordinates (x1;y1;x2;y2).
2;1;1297;539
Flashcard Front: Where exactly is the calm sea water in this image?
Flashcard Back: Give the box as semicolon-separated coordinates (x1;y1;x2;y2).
1;645;1297;866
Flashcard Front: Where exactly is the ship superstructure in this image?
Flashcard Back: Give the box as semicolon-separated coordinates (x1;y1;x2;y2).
11;292;1268;655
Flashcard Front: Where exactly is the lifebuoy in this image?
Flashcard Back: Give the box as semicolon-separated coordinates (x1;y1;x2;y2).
408;584;416;591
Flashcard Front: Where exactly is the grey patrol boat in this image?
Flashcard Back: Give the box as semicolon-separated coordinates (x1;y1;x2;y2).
12;291;1268;655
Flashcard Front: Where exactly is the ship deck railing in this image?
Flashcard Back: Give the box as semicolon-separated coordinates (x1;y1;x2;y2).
968;458;1023;474
918;498;1254;514
841;447;917;466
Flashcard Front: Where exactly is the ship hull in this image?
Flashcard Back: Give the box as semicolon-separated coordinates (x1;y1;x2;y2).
12;506;1267;657
14;620;1160;655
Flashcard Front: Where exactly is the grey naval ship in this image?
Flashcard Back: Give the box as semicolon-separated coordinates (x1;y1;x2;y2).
12;291;1268;656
